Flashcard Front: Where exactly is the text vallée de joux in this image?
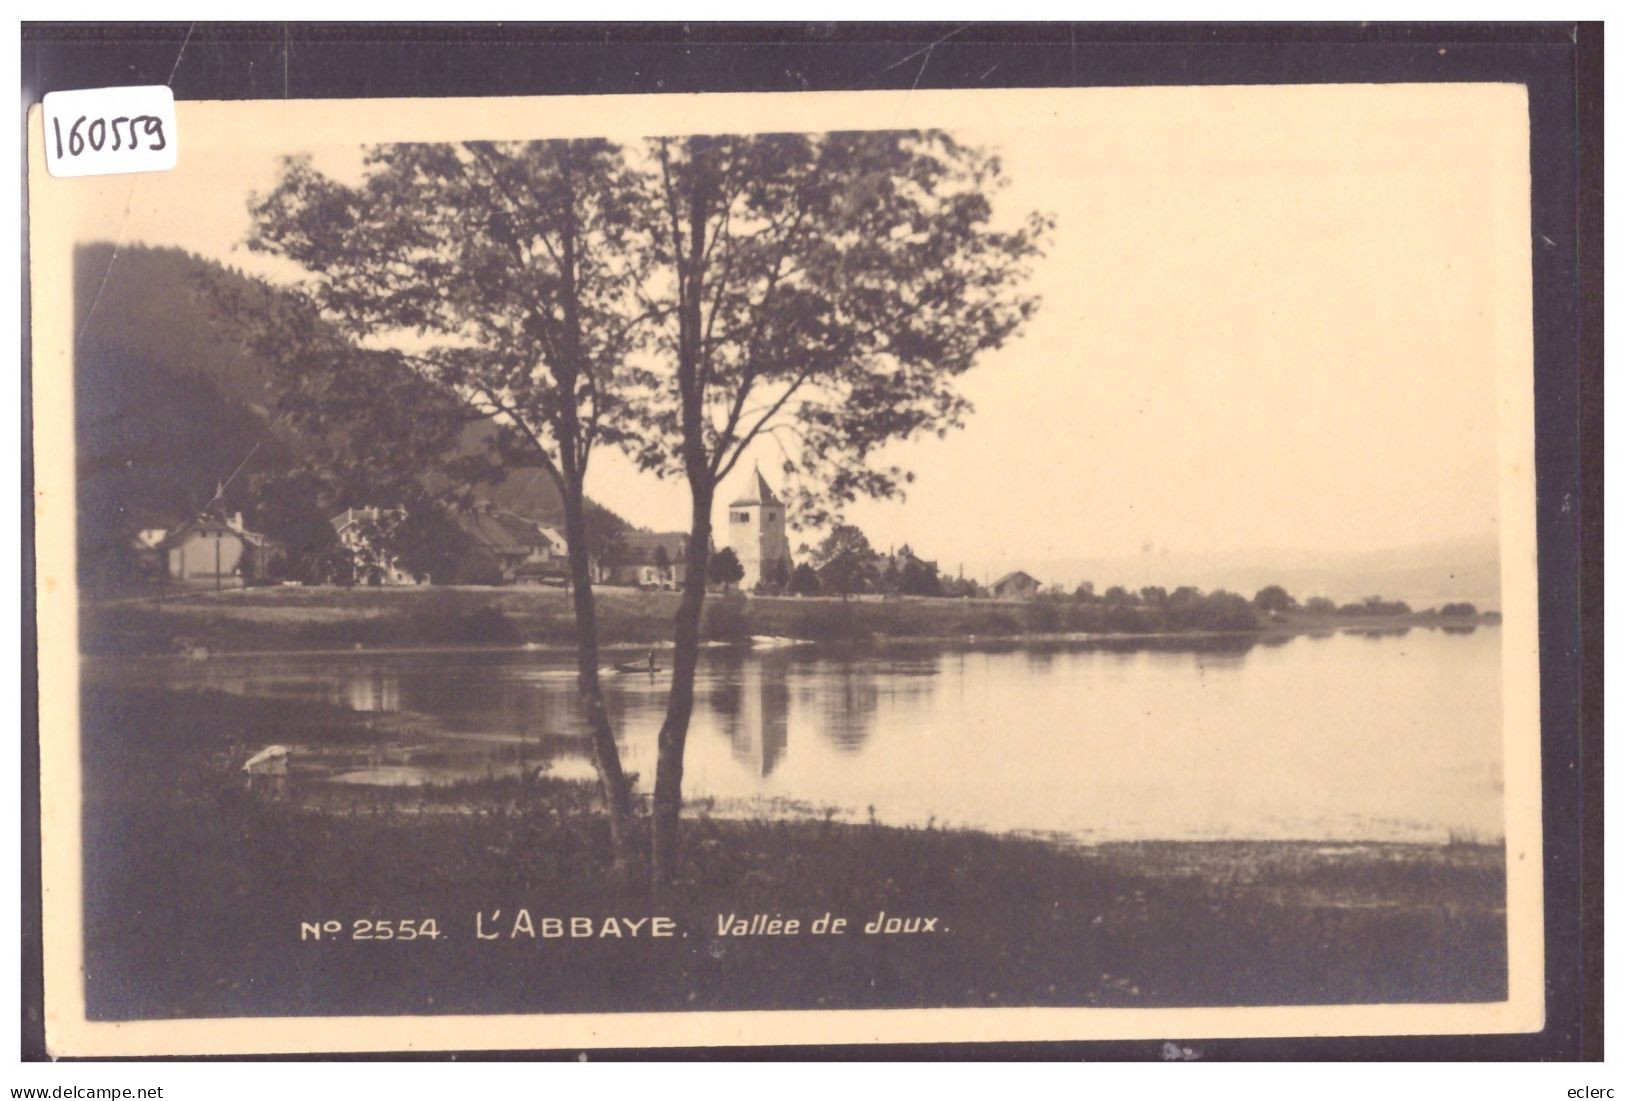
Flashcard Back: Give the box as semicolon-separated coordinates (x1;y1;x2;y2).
469;910;948;940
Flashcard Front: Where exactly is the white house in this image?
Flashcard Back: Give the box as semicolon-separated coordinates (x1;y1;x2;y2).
330;507;423;586
159;512;281;584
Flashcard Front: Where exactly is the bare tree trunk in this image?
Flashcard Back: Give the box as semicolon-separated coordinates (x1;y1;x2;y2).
560;485;633;868
650;484;714;893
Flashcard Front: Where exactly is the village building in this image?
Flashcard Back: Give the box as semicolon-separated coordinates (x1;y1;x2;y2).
990;570;1043;601
727;467;794;591
515;521;570;586
131;528;169;553
606;531;695;589
329;506;424;586
158;512;282;585
877;544;937;577
811;556;876;596
451;507;570;586
875;543;945;596
114;527;172;582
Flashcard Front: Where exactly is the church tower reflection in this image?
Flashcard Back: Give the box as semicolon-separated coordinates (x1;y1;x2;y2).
344;671;401;713
820;663;880;752
711;657;792;778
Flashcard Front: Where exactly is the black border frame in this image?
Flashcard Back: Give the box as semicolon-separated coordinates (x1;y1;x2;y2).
19;21;1603;1062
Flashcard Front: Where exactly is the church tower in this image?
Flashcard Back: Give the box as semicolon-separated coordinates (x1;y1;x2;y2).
727;466;793;591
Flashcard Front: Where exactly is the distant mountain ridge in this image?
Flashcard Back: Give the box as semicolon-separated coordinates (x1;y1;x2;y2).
73;243;570;571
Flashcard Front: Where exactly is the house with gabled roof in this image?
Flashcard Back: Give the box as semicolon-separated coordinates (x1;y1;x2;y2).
607;531;696;589
329;506;424;586
159;511;282;584
448;506;571;585
990;570;1043;602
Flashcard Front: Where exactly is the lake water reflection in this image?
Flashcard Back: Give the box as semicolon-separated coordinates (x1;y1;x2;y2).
85;627;1504;844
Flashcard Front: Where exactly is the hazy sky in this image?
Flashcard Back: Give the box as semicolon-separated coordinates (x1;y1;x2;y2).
55;85;1528;578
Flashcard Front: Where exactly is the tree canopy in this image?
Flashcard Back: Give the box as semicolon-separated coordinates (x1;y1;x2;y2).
811;524;881;597
1253;585;1297;613
625;131;1051;526
708;547;745;588
788;561;822;596
245;141;655;490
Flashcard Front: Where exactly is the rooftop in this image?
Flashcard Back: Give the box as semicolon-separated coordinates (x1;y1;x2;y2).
454;509;554;554
618;531;690;564
729;467;782;508
330;506;402;533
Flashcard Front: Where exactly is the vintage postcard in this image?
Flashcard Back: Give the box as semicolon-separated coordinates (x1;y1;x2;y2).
29;83;1543;1056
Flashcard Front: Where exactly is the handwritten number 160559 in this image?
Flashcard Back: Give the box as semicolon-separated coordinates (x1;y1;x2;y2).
52;114;168;158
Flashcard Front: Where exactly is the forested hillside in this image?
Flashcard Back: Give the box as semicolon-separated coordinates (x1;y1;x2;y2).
73;243;570;584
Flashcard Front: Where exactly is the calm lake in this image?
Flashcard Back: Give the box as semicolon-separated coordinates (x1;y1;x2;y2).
84;626;1504;845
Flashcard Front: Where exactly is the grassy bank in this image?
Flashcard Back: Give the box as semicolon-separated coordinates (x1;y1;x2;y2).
82;584;1498;655
80;685;1508;1021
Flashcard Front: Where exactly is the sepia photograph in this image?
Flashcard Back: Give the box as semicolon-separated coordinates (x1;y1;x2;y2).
29;78;1547;1056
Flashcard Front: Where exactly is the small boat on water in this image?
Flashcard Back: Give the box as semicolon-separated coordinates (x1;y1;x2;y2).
613;650;662;674
242;745;290;774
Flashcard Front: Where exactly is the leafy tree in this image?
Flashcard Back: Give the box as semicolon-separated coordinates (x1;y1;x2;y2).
240;139;651;862
1192;591;1258;631
80;531;149;594
623;131;1048;888
898;555;943;597
653;542;672;585
1303;596;1338;615
307;539;357;586
1352;595;1412;616
1334;595;1413;617
757;555;791;594
1439;602;1478;617
1073;580;1096;603
708;546;745;589
1138;585;1167;606
391;504;475;584
1102;585;1135;606
584;501;630;580
811;524;882;599
1253;584;1297;613
262;547;295;583
788;561;822;596
240;471;337;570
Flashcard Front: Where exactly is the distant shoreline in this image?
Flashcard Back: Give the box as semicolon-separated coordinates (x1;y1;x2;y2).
79;584;1501;658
